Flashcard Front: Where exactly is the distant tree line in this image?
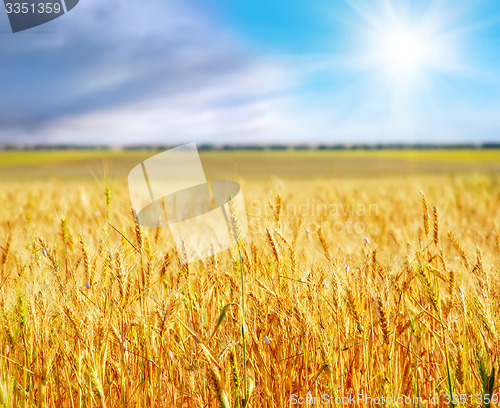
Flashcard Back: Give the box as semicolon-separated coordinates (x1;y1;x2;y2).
0;142;499;151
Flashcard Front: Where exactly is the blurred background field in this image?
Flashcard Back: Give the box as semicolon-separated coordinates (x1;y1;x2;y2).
0;149;499;180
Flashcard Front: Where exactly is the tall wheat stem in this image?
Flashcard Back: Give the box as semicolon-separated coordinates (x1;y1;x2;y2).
238;244;248;407
229;196;248;407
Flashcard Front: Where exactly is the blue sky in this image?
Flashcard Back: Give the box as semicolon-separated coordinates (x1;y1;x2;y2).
1;0;500;145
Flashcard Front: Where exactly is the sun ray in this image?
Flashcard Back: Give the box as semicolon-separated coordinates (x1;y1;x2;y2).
328;0;485;142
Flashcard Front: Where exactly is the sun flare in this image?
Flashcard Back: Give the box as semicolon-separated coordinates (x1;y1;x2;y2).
371;23;443;84
341;1;468;140
356;3;459;88
380;28;427;75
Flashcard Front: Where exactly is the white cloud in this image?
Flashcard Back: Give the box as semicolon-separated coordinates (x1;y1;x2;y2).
0;0;295;145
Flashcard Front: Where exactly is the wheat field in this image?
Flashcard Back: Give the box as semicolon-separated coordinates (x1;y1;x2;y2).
0;172;499;407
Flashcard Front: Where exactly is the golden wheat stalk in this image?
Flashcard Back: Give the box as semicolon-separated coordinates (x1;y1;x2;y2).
433;206;439;247
448;231;469;268
422;194;430;236
266;228;280;266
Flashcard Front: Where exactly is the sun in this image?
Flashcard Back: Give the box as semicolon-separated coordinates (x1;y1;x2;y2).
325;1;475;142
337;1;466;140
370;23;443;84
380;27;428;76
356;4;457;88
